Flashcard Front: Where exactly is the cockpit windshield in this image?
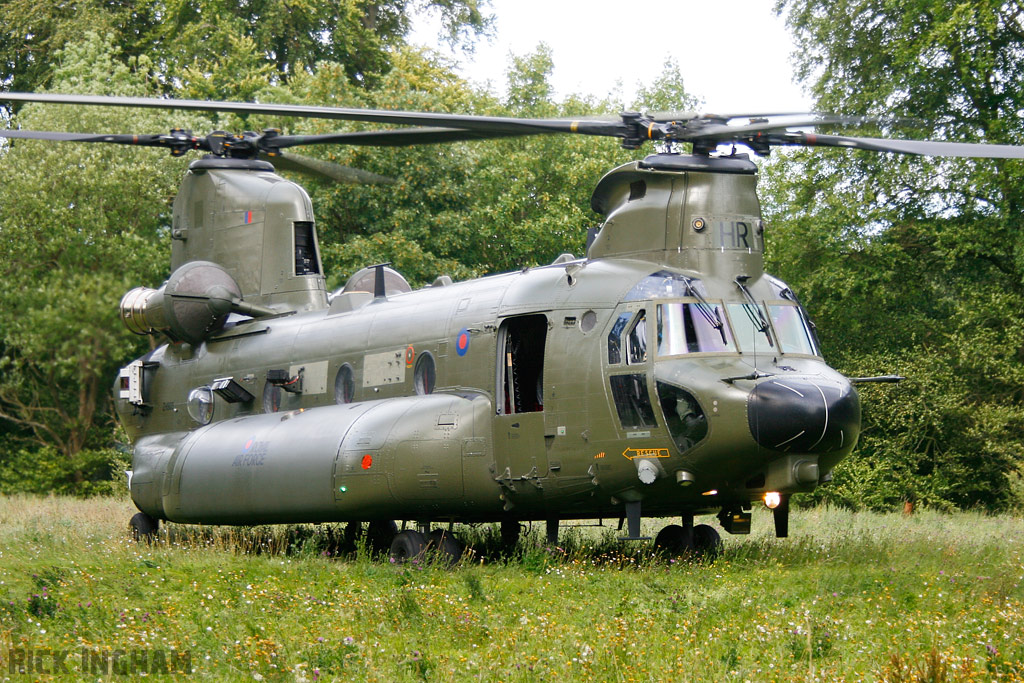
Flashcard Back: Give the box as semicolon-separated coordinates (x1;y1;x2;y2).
727;303;775;355
727;303;820;356
656;302;735;355
624;272;820;358
768;303;819;355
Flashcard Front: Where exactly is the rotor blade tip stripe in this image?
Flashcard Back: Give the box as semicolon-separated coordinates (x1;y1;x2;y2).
570;121;578;133
647;122;655;139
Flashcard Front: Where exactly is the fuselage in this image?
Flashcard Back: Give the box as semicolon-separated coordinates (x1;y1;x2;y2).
115;153;860;530
117;257;858;526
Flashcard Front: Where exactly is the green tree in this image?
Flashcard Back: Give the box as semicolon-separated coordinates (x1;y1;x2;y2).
0;0;493;93
0;33;197;491
765;0;1024;509
633;58;701;114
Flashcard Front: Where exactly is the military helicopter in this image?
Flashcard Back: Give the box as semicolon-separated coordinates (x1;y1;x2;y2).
3;92;1023;563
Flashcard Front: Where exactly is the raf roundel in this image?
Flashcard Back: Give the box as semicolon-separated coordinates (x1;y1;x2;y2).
456;328;470;356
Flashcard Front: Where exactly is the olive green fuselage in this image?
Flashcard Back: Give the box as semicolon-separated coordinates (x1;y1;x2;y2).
117;154;860;528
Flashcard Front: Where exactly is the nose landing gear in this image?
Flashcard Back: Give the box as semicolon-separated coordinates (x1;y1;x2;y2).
653;513;722;559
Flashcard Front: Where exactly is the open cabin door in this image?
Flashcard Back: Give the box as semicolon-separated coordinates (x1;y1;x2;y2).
493;314;549;487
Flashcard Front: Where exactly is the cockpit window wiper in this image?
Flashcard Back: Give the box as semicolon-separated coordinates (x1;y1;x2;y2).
683;276;727;344
734;276;774;348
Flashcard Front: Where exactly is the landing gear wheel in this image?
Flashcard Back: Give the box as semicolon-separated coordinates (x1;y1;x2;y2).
653;524;693;557
500;520;522;551
692;524;722;559
129;512;159;542
366;520;398;556
389;530;426;563
341;522;363;553
427;529;464;566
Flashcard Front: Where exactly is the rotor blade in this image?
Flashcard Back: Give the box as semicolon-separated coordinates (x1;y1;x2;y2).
645;111;701;121
0;92;630;139
267;126;531;148
775;131;1024;159
260;150;395;184
686;115;874;140
1;129;165;146
703;111;834;120
8;92;1020;159
0;127;207;153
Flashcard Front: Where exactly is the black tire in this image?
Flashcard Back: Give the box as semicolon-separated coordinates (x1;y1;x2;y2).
427;529;463;566
389;530;426;563
129;512;159;542
693;523;723;559
366;520;398;556
340;522;363;554
653;524;693;556
500;520;521;549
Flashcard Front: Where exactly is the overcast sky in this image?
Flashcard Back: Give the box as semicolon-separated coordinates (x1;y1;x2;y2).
410;0;811;114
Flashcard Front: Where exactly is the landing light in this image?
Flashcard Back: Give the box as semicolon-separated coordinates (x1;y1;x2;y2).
764;491;782;509
701;489;718;496
675;470;696;487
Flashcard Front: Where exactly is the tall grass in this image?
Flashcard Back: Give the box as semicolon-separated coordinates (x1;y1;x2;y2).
1;495;1022;681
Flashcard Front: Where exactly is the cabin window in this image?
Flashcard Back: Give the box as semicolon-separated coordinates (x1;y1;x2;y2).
496;315;547;414
414;352;436;395
656;302;735;355
609;374;657;429
334;363;355;404
768;304;819;355
293;221;320;275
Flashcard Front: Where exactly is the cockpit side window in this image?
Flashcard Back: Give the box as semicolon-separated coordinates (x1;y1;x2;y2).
626;310;647;364
607;312;631;364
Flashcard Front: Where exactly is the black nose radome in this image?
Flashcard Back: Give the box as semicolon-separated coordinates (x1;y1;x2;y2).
747;377;860;453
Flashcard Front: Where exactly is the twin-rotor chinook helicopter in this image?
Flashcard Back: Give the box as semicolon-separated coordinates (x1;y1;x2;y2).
3;92;1024;562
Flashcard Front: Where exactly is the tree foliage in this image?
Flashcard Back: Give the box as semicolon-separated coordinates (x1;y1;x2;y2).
0;33;200;488
0;0;492;92
766;0;1024;510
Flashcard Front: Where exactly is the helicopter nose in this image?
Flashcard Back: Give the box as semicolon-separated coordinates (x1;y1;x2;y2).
747;377;860;454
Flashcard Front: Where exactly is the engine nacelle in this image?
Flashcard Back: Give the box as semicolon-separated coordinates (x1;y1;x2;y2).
120;260;243;345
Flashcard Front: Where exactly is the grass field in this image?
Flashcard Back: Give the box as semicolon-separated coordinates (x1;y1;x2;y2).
0;495;1022;681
